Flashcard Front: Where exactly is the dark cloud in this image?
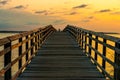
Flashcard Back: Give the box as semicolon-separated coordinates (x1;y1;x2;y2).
69;12;77;15
35;10;46;14
13;5;26;9
73;4;88;9
0;0;8;5
87;16;94;19
35;10;49;15
98;9;111;13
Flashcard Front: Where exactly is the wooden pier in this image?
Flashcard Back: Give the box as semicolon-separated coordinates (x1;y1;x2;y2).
0;25;120;80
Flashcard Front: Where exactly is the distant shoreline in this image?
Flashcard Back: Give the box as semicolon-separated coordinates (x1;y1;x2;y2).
97;32;120;34
0;31;26;33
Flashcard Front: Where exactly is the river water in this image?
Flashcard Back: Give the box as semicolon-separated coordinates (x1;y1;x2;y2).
0;33;120;80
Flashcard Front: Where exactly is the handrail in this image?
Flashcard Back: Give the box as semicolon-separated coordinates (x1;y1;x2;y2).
64;25;120;80
0;25;56;80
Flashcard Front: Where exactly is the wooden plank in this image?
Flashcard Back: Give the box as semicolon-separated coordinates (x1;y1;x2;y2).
17;32;105;80
17;77;106;80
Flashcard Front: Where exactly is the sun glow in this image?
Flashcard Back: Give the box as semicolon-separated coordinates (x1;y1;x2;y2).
0;0;120;32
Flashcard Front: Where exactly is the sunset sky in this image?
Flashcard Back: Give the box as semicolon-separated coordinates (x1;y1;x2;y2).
0;0;120;32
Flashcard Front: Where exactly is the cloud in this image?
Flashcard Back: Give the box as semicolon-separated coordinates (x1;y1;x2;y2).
34;10;49;15
69;12;77;15
35;10;46;14
0;9;62;31
111;12;120;15
81;20;90;23
97;9;111;13
81;16;94;23
0;0;8;5
87;16;94;19
12;5;27;9
53;20;66;24
73;4;88;9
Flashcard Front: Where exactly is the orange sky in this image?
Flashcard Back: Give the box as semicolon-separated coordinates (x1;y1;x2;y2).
0;0;120;32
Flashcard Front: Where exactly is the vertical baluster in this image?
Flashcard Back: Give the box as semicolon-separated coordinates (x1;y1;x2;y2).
30;33;34;55
36;31;38;50
35;32;37;51
40;30;42;46
88;33;92;55
76;28;79;42
84;32;87;52
81;31;84;49
102;39;107;75
40;30;43;45
114;42;120;80
95;36;98;61
38;30;40;48
4;39;11;80
76;29;79;43
79;30;82;47
19;37;22;69
26;36;28;61
33;33;35;55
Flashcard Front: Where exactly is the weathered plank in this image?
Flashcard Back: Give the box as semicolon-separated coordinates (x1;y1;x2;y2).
17;32;105;80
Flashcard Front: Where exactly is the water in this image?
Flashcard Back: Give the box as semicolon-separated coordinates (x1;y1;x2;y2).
0;33;16;39
106;34;120;38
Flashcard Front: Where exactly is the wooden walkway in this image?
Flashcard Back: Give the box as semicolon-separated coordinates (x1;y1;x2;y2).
17;32;105;80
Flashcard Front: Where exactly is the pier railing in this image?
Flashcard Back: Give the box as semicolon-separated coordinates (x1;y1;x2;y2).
64;25;120;80
0;25;56;80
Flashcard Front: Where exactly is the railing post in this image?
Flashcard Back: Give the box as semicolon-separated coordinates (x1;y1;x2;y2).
84;32;87;52
30;33;34;55
40;30;43;44
95;36;98;61
4;39;11;80
40;30;42;45
76;29;79;43
88;33;92;55
79;30;82;47
81;31;84;49
26;36;29;61
38;30;40;48
35;32;38;51
102;39;107;74
19;37;22;69
114;41;120;80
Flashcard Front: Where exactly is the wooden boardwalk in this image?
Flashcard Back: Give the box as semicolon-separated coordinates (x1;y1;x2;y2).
17;32;105;80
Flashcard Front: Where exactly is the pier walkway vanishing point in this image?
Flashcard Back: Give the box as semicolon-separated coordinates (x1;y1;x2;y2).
0;25;120;80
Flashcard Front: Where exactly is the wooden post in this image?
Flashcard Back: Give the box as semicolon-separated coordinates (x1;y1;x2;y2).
114;42;120;80
95;36;98;61
81;31;84;49
38;30;40;48
84;32;87;52
35;32;38;51
76;29;79;43
79;30;82;47
19;38;22;69
88;33;92;55
102;39;107;74
26;36;29;61
30;33;34;55
40;30;43;45
4;39;11;80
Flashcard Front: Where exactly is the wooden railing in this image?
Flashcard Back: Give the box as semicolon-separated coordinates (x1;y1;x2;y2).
64;25;120;80
0;25;56;80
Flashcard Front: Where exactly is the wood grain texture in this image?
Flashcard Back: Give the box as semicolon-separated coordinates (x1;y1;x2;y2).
17;32;105;80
